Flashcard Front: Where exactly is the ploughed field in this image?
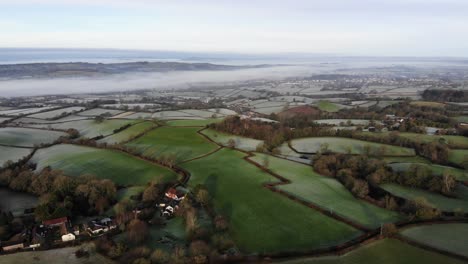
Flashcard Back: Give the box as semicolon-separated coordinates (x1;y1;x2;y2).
290;137;415;156
182;148;362;254
126;126;219;163
248;153;403;228
29;144;178;186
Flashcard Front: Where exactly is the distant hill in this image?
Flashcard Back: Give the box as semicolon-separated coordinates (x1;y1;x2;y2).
0;61;266;79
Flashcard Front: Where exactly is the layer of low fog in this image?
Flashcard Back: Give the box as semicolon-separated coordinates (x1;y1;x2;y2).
0;65;322;97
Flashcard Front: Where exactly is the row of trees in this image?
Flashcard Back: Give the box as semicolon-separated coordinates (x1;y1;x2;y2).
0;165;117;220
312;153;456;219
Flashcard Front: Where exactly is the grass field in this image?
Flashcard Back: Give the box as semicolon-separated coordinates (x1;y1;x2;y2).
182;148;362;254
448;149;468;168
0;146;32;167
401;223;468;258
314;119;380;126
291;137;415;156
278;238;465;264
0;244;115;264
98;121;156;144
27;106;85;119
410;101;446;108
249;153;402;228
201;128;263;151
398;133;468;149
126;126;218;163
388;163;468;181
0;127;67;147
77;108;123;117
0;187;38;216
454;116;468;123
28;119;136;139
380;183;468;212
359;131;468;149
383;156;431;164
30;144;179;186
316;101;342;112
166;118;223;126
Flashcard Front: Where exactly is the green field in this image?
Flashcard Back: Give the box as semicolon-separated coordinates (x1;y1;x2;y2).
399;133;468;149
401;223;468;257
389;163;468;181
98;121;156;144
448;149;468;168
0;187;38;216
380;183;468;212
359;131;468;149
30;144;179;186
182;148;362;254
249;153;402;228
0;146;33;167
126;126;218;163
28;119;136;139
0;127;68;147
383;156;431;164
0;244;115;264
27;106;85;119
316;101;342;112
166;118;222;127
201;128;263;151
291;137;415;156
454;116;468;123
278;239;465;264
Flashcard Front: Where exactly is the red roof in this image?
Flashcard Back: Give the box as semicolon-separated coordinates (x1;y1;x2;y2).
43;217;68;226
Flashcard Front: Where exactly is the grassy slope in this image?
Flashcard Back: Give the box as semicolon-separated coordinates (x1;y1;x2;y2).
28;119;135;139
317;101;341;112
166;118;223;127
30;144;178;186
201;128;263;151
399;133;468;149
291;137;415;156
182;148;361;254
250;153;403;228
126;126;218;163
380;183;468;212
401;223;468;257
389;162;468;181
359;131;468;149
0;244;115;264
448;149;468;167
98;121;156;144
0;127;67;147
0;146;32;166
279;238;465;264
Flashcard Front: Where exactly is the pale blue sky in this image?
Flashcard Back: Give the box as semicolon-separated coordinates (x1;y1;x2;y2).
1;0;467;56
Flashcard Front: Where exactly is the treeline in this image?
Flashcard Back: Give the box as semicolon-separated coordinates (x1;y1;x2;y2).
0;165;117;221
313;154;459;219
422;89;468;102
210;117;452;166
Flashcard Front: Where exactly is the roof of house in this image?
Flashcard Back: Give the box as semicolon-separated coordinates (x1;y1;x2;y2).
43;217;68;226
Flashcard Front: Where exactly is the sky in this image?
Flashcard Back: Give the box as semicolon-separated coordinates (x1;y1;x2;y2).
0;0;467;57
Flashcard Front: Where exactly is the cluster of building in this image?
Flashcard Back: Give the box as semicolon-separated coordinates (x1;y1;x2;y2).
157;188;186;217
0;216;117;253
